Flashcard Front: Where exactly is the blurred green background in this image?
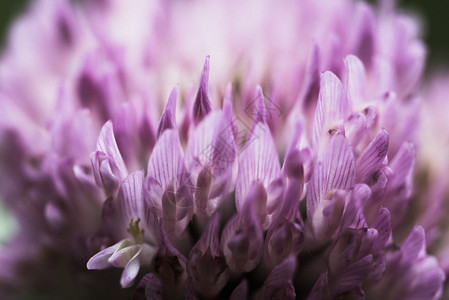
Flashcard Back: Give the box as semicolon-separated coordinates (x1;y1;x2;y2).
0;0;448;69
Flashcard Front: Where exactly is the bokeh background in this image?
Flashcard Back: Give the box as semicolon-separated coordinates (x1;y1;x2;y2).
1;0;448;71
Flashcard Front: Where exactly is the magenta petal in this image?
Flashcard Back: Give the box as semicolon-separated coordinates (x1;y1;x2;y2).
193;56;212;126
312;71;350;149
357;129;389;183
157;85;178;138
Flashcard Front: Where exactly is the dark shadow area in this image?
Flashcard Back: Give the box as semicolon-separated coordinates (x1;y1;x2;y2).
0;1;30;47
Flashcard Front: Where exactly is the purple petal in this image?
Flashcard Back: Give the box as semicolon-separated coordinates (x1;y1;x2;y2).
86;240;125;270
235;123;280;215
340;184;371;230
307;272;329;300
401;225;425;263
332;255;372;297
140;274;163;300
353;4;375;68
344;111;368;148
91;121;128;196
153;238;188;299
132;273;162;299
117;170;145;226
371;207;392;252
193;56;212;126
119;246;143;288
161;181;194;237
300;43;321;112
264;217;304;267
230;280;248;300
108;244;141;268
185;111;223;173
261;256;297;300
307;133;356;223
147;129;184;193
221;198;263;273
187;214;229;297
389;142;415;189
356;129;389;183
329;229;363;274
312;71;350;150
251;85;268;125
344;55;367;107
157;85;178;138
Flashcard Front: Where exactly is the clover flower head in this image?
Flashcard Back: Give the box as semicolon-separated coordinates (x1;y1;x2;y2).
0;0;446;299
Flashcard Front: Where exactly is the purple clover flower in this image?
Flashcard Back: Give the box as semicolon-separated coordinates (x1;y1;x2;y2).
0;0;446;299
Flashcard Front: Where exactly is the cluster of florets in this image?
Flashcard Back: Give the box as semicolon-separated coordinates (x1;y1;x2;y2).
0;0;446;299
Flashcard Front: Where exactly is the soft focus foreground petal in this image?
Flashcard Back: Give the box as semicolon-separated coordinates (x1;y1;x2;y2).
112;97;156;171
157;85;178;138
344;55;367;108
192;56;212;126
